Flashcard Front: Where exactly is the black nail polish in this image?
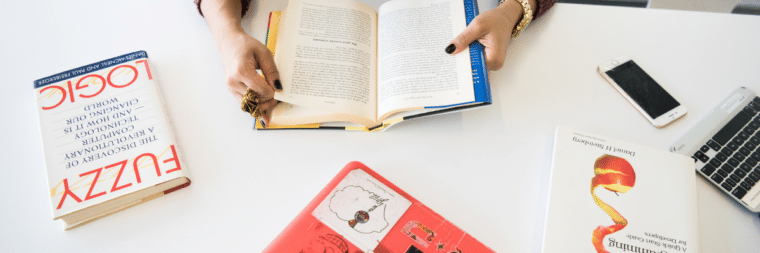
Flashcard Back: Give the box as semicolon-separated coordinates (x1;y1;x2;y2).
259;119;266;128
274;80;283;91
445;44;456;54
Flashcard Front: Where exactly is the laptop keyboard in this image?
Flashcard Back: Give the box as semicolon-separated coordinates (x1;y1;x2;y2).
694;97;760;200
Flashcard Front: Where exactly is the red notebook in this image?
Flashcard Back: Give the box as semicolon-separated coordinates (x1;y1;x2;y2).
264;161;494;253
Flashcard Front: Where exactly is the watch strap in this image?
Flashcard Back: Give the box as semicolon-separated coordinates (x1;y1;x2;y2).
500;0;533;37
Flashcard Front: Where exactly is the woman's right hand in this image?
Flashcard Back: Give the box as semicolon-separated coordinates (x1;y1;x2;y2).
217;29;282;124
201;0;282;125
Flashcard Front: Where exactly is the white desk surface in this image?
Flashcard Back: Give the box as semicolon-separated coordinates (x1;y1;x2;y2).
2;1;760;252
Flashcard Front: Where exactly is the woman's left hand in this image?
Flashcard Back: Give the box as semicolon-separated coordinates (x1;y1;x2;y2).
446;0;535;70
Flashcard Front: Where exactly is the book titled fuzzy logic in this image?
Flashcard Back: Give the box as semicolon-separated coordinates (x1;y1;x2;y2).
33;51;190;229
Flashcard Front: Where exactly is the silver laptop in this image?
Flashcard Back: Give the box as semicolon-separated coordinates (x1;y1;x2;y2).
672;87;760;212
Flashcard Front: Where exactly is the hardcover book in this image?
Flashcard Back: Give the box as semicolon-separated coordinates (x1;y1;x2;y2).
264;161;495;252
258;0;490;131
33;51;191;230
542;126;699;253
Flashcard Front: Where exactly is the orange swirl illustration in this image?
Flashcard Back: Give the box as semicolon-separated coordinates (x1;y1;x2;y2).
591;155;636;253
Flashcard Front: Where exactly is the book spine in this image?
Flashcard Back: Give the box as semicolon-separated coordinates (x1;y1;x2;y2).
464;0;491;104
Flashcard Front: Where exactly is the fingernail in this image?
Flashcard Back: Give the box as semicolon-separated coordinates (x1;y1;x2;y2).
274;80;283;91
259;119;266;128
445;44;456;54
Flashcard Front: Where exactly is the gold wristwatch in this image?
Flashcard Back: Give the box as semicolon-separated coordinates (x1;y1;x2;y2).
499;0;533;37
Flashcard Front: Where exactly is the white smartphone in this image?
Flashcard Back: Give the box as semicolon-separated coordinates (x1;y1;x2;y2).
598;55;687;128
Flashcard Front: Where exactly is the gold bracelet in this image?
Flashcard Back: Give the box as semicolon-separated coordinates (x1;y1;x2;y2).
499;0;533;37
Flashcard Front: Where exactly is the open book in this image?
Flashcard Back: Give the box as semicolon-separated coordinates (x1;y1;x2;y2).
259;0;490;131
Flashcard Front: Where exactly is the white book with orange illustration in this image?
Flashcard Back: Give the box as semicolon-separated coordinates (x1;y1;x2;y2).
33;51;191;230
542;126;699;253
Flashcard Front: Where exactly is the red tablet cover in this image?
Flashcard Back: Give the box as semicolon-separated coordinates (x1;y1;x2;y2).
264;161;494;253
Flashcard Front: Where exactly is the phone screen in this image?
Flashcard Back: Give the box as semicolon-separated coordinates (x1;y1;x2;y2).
605;60;680;118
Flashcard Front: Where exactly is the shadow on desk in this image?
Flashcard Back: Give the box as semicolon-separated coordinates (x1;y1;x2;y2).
384;112;466;133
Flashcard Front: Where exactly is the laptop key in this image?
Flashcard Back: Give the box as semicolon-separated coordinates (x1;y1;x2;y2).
728;141;740;151
735;169;747;178
751;152;760;161
740;163;753;173
717;168;730;177
728;158;741;167
716;152;728;162
746;178;756;186
744;106;757;116
739;147;752;156
700;145;710;153
710;158;722;167
741;181;752;191
701;164;717;176
745;142;757;151
739;131;751;141
748;174;758;183
720;147;734;156
733;187;748;199
726;177;738;187
750;121;760;132
708;140;722;151
750;171;760;182
730;174;742;183
751;100;760;111
722;182;734;191
751;136;760;145
734;153;746;161
712;173;725;183
745;126;757;135
747;158;759;167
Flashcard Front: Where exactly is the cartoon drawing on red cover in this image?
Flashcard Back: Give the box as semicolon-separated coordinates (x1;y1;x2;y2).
312;169;412;251
402;221;436;248
300;222;363;253
403;244;462;253
328;185;390;234
590;154;636;253
374;202;489;253
401;221;462;253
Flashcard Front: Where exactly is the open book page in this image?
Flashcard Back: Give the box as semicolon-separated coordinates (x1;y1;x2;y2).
376;0;474;121
273;0;378;121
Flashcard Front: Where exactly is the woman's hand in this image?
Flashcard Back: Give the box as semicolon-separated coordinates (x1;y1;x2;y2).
446;0;537;70
202;0;281;125
217;29;281;124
